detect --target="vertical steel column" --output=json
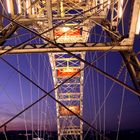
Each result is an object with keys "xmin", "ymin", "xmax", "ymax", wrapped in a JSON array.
[
  {"xmin": 110, "ymin": 0, "xmax": 120, "ymax": 30},
  {"xmin": 46, "ymin": 0, "xmax": 54, "ymax": 40},
  {"xmin": 120, "ymin": 51, "xmax": 140, "ymax": 96},
  {"xmin": 49, "ymin": 52, "xmax": 85, "ymax": 140}
]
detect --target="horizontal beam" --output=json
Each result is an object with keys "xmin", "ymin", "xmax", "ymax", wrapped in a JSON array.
[
  {"xmin": 18, "ymin": 15, "xmax": 105, "ymax": 23},
  {"xmin": 0, "ymin": 43, "xmax": 132, "ymax": 54},
  {"xmin": 59, "ymin": 98, "xmax": 80, "ymax": 101}
]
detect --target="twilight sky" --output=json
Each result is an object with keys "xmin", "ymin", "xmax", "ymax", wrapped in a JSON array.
[
  {"xmin": 0, "ymin": 35, "xmax": 140, "ymax": 132},
  {"xmin": 0, "ymin": 0, "xmax": 140, "ymax": 133}
]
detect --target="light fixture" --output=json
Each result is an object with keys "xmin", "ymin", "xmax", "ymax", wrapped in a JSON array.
[
  {"xmin": 107, "ymin": 0, "xmax": 111, "ymax": 9},
  {"xmin": 17, "ymin": 0, "xmax": 21, "ymax": 14},
  {"xmin": 6, "ymin": 0, "xmax": 11, "ymax": 14},
  {"xmin": 136, "ymin": 10, "xmax": 140, "ymax": 35},
  {"xmin": 26, "ymin": 0, "xmax": 29, "ymax": 14},
  {"xmin": 119, "ymin": 0, "xmax": 123, "ymax": 18},
  {"xmin": 62, "ymin": 27, "xmax": 70, "ymax": 32}
]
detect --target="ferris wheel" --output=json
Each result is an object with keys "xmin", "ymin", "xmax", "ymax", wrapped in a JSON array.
[{"xmin": 0, "ymin": 0, "xmax": 140, "ymax": 140}]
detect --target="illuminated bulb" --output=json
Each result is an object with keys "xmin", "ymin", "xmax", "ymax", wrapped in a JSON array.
[
  {"xmin": 42, "ymin": 0, "xmax": 46, "ymax": 4},
  {"xmin": 26, "ymin": 0, "xmax": 29, "ymax": 14},
  {"xmin": 136, "ymin": 10, "xmax": 140, "ymax": 35},
  {"xmin": 119, "ymin": 0, "xmax": 123, "ymax": 18},
  {"xmin": 62, "ymin": 27, "xmax": 70, "ymax": 32},
  {"xmin": 32, "ymin": 7, "xmax": 35, "ymax": 15},
  {"xmin": 17, "ymin": 0, "xmax": 21, "ymax": 14},
  {"xmin": 6, "ymin": 0, "xmax": 11, "ymax": 14},
  {"xmin": 107, "ymin": 0, "xmax": 111, "ymax": 9},
  {"xmin": 63, "ymin": 68, "xmax": 73, "ymax": 72}
]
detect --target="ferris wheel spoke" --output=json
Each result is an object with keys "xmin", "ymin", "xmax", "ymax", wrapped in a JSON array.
[{"xmin": 0, "ymin": 0, "xmax": 139, "ymax": 140}]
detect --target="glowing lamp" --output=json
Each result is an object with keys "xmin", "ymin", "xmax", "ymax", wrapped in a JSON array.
[
  {"xmin": 6, "ymin": 0, "xmax": 11, "ymax": 14},
  {"xmin": 107, "ymin": 0, "xmax": 111, "ymax": 9},
  {"xmin": 17, "ymin": 0, "xmax": 21, "ymax": 14},
  {"xmin": 26, "ymin": 0, "xmax": 29, "ymax": 14},
  {"xmin": 57, "ymin": 68, "xmax": 80, "ymax": 77},
  {"xmin": 32, "ymin": 7, "xmax": 35, "ymax": 15},
  {"xmin": 63, "ymin": 67, "xmax": 75, "ymax": 72},
  {"xmin": 62, "ymin": 27, "xmax": 70, "ymax": 32},
  {"xmin": 119, "ymin": 0, "xmax": 123, "ymax": 18},
  {"xmin": 59, "ymin": 106, "xmax": 80, "ymax": 116},
  {"xmin": 136, "ymin": 10, "xmax": 140, "ymax": 35}
]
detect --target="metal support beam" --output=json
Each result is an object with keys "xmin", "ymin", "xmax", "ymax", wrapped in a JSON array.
[
  {"xmin": 110, "ymin": 0, "xmax": 119, "ymax": 29},
  {"xmin": 49, "ymin": 52, "xmax": 85, "ymax": 140},
  {"xmin": 46, "ymin": 0, "xmax": 54, "ymax": 40},
  {"xmin": 120, "ymin": 51, "xmax": 140, "ymax": 96},
  {"xmin": 0, "ymin": 43, "xmax": 132, "ymax": 54},
  {"xmin": 0, "ymin": 15, "xmax": 3, "ymax": 31},
  {"xmin": 0, "ymin": 23, "xmax": 18, "ymax": 45}
]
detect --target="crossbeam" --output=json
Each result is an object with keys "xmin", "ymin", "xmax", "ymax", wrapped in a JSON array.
[
  {"xmin": 0, "ymin": 43, "xmax": 132, "ymax": 54},
  {"xmin": 121, "ymin": 51, "xmax": 140, "ymax": 96}
]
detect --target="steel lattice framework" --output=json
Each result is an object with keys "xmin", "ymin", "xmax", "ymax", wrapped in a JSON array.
[
  {"xmin": 49, "ymin": 52, "xmax": 85, "ymax": 139},
  {"xmin": 0, "ymin": 0, "xmax": 140, "ymax": 140}
]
